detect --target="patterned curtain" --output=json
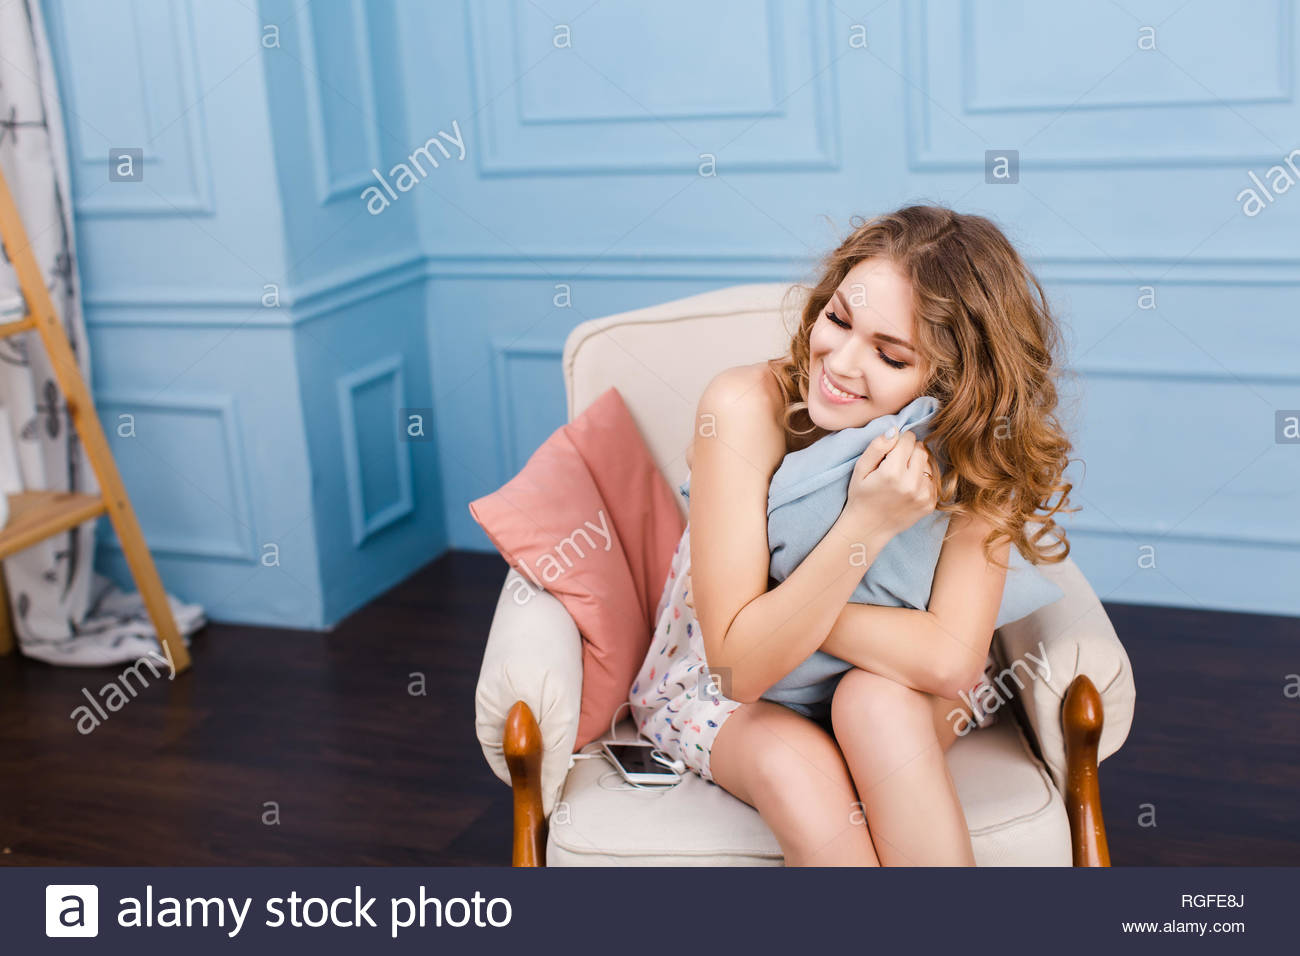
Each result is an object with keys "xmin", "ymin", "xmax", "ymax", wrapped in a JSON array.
[{"xmin": 0, "ymin": 0, "xmax": 204, "ymax": 666}]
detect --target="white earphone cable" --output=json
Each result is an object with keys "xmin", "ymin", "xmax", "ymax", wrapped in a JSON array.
[{"xmin": 566, "ymin": 699, "xmax": 687, "ymax": 789}]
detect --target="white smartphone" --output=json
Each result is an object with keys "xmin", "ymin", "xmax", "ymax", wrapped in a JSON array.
[{"xmin": 601, "ymin": 741, "xmax": 682, "ymax": 785}]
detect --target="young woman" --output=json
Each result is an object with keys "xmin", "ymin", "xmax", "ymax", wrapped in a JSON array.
[{"xmin": 628, "ymin": 204, "xmax": 1075, "ymax": 866}]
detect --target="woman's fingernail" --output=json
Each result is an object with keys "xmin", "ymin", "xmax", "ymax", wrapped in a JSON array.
[{"xmin": 886, "ymin": 426, "xmax": 897, "ymax": 438}]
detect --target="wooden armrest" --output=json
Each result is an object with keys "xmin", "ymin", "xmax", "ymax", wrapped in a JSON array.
[
  {"xmin": 1063, "ymin": 674, "xmax": 1111, "ymax": 866},
  {"xmin": 504, "ymin": 699, "xmax": 547, "ymax": 866}
]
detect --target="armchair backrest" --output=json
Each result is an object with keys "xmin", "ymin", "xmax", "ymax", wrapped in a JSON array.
[{"xmin": 562, "ymin": 282, "xmax": 807, "ymax": 518}]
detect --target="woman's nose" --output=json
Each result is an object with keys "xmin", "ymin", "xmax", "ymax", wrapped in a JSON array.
[{"xmin": 826, "ymin": 354, "xmax": 868, "ymax": 390}]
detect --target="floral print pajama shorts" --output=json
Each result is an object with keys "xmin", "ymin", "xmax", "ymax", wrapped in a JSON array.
[{"xmin": 628, "ymin": 522, "xmax": 743, "ymax": 782}]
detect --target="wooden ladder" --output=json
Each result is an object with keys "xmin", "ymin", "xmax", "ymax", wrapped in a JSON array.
[{"xmin": 0, "ymin": 164, "xmax": 190, "ymax": 673}]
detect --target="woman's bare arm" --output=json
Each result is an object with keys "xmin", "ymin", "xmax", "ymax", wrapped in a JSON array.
[
  {"xmin": 688, "ymin": 366, "xmax": 896, "ymax": 704},
  {"xmin": 819, "ymin": 511, "xmax": 1010, "ymax": 698}
]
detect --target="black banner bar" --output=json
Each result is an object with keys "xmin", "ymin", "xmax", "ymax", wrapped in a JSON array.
[{"xmin": 2, "ymin": 866, "xmax": 1289, "ymax": 953}]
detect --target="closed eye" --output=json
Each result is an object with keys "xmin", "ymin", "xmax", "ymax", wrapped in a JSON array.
[
  {"xmin": 877, "ymin": 351, "xmax": 907, "ymax": 370},
  {"xmin": 825, "ymin": 310, "xmax": 909, "ymax": 370}
]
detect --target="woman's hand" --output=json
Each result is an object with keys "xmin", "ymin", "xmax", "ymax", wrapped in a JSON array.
[{"xmin": 842, "ymin": 428, "xmax": 939, "ymax": 540}]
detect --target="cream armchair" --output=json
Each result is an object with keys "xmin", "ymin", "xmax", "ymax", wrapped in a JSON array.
[{"xmin": 475, "ymin": 283, "xmax": 1136, "ymax": 866}]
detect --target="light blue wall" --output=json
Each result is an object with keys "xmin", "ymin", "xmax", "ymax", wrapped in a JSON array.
[
  {"xmin": 42, "ymin": 0, "xmax": 446, "ymax": 628},
  {"xmin": 42, "ymin": 0, "xmax": 1300, "ymax": 622},
  {"xmin": 402, "ymin": 0, "xmax": 1300, "ymax": 619},
  {"xmin": 43, "ymin": 0, "xmax": 324, "ymax": 627},
  {"xmin": 258, "ymin": 0, "xmax": 444, "ymax": 623}
]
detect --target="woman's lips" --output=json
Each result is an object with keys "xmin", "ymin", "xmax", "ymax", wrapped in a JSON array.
[{"xmin": 818, "ymin": 366, "xmax": 867, "ymax": 404}]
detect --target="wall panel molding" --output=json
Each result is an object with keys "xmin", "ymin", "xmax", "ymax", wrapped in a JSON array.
[
  {"xmin": 76, "ymin": 250, "xmax": 1300, "ymax": 331},
  {"xmin": 297, "ymin": 0, "xmax": 383, "ymax": 204},
  {"xmin": 336, "ymin": 354, "xmax": 414, "ymax": 545},
  {"xmin": 465, "ymin": 0, "xmax": 839, "ymax": 174},
  {"xmin": 490, "ymin": 337, "xmax": 563, "ymax": 476},
  {"xmin": 82, "ymin": 251, "xmax": 428, "ymax": 327},
  {"xmin": 959, "ymin": 0, "xmax": 1292, "ymax": 113},
  {"xmin": 95, "ymin": 391, "xmax": 257, "ymax": 561},
  {"xmin": 1064, "ymin": 524, "xmax": 1300, "ymax": 551},
  {"xmin": 49, "ymin": 0, "xmax": 215, "ymax": 216},
  {"xmin": 905, "ymin": 0, "xmax": 1299, "ymax": 169},
  {"xmin": 1057, "ymin": 372, "xmax": 1296, "ymax": 551},
  {"xmin": 77, "ymin": 251, "xmax": 1300, "ymax": 331},
  {"xmin": 514, "ymin": 0, "xmax": 786, "ymax": 124}
]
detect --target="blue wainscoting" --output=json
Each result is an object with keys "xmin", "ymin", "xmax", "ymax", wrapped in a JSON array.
[
  {"xmin": 43, "ymin": 0, "xmax": 445, "ymax": 628},
  {"xmin": 40, "ymin": 0, "xmax": 1300, "ymax": 624}
]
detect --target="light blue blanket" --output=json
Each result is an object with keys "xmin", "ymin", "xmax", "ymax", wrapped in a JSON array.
[{"xmin": 679, "ymin": 395, "xmax": 1064, "ymax": 719}]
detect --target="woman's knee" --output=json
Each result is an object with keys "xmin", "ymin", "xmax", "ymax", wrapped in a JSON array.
[
  {"xmin": 712, "ymin": 702, "xmax": 880, "ymax": 864},
  {"xmin": 831, "ymin": 667, "xmax": 932, "ymax": 738},
  {"xmin": 751, "ymin": 735, "xmax": 837, "ymax": 810},
  {"xmin": 714, "ymin": 703, "xmax": 857, "ymax": 815}
]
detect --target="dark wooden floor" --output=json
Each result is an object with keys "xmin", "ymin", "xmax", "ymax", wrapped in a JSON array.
[
  {"xmin": 1, "ymin": 550, "xmax": 1296, "ymax": 866},
  {"xmin": 0, "ymin": 551, "xmax": 515, "ymax": 866},
  {"xmin": 1096, "ymin": 601, "xmax": 1300, "ymax": 865}
]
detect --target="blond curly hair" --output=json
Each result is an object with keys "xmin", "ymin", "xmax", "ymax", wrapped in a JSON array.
[{"xmin": 767, "ymin": 204, "xmax": 1080, "ymax": 568}]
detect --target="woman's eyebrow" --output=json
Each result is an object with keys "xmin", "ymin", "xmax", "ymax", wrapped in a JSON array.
[{"xmin": 834, "ymin": 289, "xmax": 916, "ymax": 352}]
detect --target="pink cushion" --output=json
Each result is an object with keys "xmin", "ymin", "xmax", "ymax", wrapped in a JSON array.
[{"xmin": 468, "ymin": 386, "xmax": 685, "ymax": 751}]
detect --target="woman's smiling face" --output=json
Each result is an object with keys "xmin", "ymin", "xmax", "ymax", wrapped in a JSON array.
[{"xmin": 806, "ymin": 256, "xmax": 927, "ymax": 430}]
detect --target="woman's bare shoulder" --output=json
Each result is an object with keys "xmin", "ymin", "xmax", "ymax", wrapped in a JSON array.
[
  {"xmin": 701, "ymin": 361, "xmax": 784, "ymax": 417},
  {"xmin": 694, "ymin": 361, "xmax": 787, "ymax": 468}
]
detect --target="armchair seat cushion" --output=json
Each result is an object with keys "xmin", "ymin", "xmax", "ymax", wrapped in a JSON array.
[{"xmin": 546, "ymin": 717, "xmax": 1071, "ymax": 866}]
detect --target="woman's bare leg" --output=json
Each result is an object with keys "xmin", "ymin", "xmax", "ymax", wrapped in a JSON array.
[
  {"xmin": 830, "ymin": 667, "xmax": 976, "ymax": 866},
  {"xmin": 710, "ymin": 698, "xmax": 880, "ymax": 866}
]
